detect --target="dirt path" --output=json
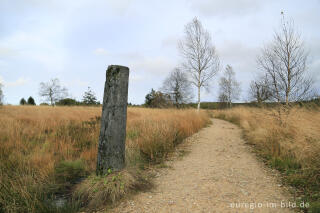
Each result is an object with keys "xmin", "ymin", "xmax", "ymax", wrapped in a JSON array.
[{"xmin": 110, "ymin": 119, "xmax": 294, "ymax": 213}]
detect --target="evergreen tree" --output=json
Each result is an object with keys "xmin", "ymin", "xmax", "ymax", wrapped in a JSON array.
[
  {"xmin": 20, "ymin": 98, "xmax": 27, "ymax": 105},
  {"xmin": 27, "ymin": 96, "xmax": 36, "ymax": 105},
  {"xmin": 82, "ymin": 87, "xmax": 98, "ymax": 105},
  {"xmin": 145, "ymin": 89, "xmax": 156, "ymax": 106}
]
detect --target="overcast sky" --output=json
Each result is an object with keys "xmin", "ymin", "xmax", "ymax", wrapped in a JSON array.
[{"xmin": 0, "ymin": 0, "xmax": 319, "ymax": 105}]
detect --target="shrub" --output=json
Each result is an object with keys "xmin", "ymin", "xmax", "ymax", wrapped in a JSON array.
[{"xmin": 56, "ymin": 98, "xmax": 79, "ymax": 106}]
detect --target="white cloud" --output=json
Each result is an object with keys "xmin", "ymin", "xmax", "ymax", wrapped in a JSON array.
[
  {"xmin": 65, "ymin": 79, "xmax": 89, "ymax": 87},
  {"xmin": 94, "ymin": 48, "xmax": 109, "ymax": 56},
  {"xmin": 1, "ymin": 77, "xmax": 29, "ymax": 87},
  {"xmin": 0, "ymin": 31, "xmax": 67, "ymax": 73},
  {"xmin": 129, "ymin": 56, "xmax": 174, "ymax": 75},
  {"xmin": 107, "ymin": 0, "xmax": 134, "ymax": 14},
  {"xmin": 130, "ymin": 74, "xmax": 144, "ymax": 82},
  {"xmin": 161, "ymin": 35, "xmax": 179, "ymax": 48},
  {"xmin": 217, "ymin": 40, "xmax": 258, "ymax": 69},
  {"xmin": 187, "ymin": 0, "xmax": 262, "ymax": 17},
  {"xmin": 117, "ymin": 52, "xmax": 143, "ymax": 61},
  {"xmin": 0, "ymin": 47, "xmax": 18, "ymax": 57},
  {"xmin": 0, "ymin": 59, "xmax": 8, "ymax": 68}
]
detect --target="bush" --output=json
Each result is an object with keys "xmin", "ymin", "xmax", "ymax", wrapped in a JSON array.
[{"xmin": 56, "ymin": 98, "xmax": 79, "ymax": 106}]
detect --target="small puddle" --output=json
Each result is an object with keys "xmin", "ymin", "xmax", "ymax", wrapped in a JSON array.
[{"xmin": 52, "ymin": 196, "xmax": 68, "ymax": 208}]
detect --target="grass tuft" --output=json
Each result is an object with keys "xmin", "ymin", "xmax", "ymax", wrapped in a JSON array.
[{"xmin": 73, "ymin": 169, "xmax": 151, "ymax": 211}]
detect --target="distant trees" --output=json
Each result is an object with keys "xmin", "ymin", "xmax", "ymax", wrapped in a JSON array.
[
  {"xmin": 20, "ymin": 98, "xmax": 27, "ymax": 105},
  {"xmin": 145, "ymin": 89, "xmax": 172, "ymax": 108},
  {"xmin": 161, "ymin": 68, "xmax": 193, "ymax": 107},
  {"xmin": 179, "ymin": 17, "xmax": 220, "ymax": 111},
  {"xmin": 27, "ymin": 96, "xmax": 36, "ymax": 105},
  {"xmin": 257, "ymin": 17, "xmax": 315, "ymax": 105},
  {"xmin": 19, "ymin": 97, "xmax": 36, "ymax": 105},
  {"xmin": 218, "ymin": 65, "xmax": 241, "ymax": 108},
  {"xmin": 39, "ymin": 78, "xmax": 68, "ymax": 106},
  {"xmin": 37, "ymin": 83, "xmax": 100, "ymax": 106},
  {"xmin": 0, "ymin": 83, "xmax": 3, "ymax": 105},
  {"xmin": 248, "ymin": 75, "xmax": 271, "ymax": 104},
  {"xmin": 82, "ymin": 87, "xmax": 99, "ymax": 105}
]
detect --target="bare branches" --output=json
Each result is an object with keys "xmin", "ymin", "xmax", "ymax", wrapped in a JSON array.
[
  {"xmin": 179, "ymin": 17, "xmax": 220, "ymax": 110},
  {"xmin": 257, "ymin": 18, "xmax": 314, "ymax": 105},
  {"xmin": 161, "ymin": 68, "xmax": 193, "ymax": 106},
  {"xmin": 218, "ymin": 65, "xmax": 241, "ymax": 108},
  {"xmin": 248, "ymin": 74, "xmax": 272, "ymax": 104},
  {"xmin": 39, "ymin": 78, "xmax": 68, "ymax": 105}
]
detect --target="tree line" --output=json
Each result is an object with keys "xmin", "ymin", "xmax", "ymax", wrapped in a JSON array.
[
  {"xmin": 38, "ymin": 79, "xmax": 100, "ymax": 106},
  {"xmin": 20, "ymin": 79, "xmax": 99, "ymax": 106},
  {"xmin": 144, "ymin": 15, "xmax": 317, "ymax": 109},
  {"xmin": 0, "ymin": 15, "xmax": 318, "ymax": 108}
]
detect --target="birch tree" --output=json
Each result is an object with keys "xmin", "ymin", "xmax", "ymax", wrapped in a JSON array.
[
  {"xmin": 179, "ymin": 17, "xmax": 220, "ymax": 110},
  {"xmin": 218, "ymin": 65, "xmax": 241, "ymax": 108},
  {"xmin": 257, "ymin": 16, "xmax": 314, "ymax": 105}
]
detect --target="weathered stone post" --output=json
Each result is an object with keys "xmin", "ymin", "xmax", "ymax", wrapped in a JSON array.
[{"xmin": 96, "ymin": 65, "xmax": 129, "ymax": 175}]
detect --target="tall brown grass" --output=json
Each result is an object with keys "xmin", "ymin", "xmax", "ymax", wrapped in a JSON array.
[
  {"xmin": 0, "ymin": 106, "xmax": 210, "ymax": 212},
  {"xmin": 214, "ymin": 106, "xmax": 320, "ymax": 211}
]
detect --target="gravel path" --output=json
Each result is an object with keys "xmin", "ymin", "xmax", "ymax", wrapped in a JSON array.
[{"xmin": 110, "ymin": 119, "xmax": 294, "ymax": 213}]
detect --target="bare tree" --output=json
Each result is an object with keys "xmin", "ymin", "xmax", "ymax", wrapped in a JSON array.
[
  {"xmin": 218, "ymin": 65, "xmax": 241, "ymax": 108},
  {"xmin": 161, "ymin": 68, "xmax": 193, "ymax": 107},
  {"xmin": 179, "ymin": 17, "xmax": 220, "ymax": 110},
  {"xmin": 0, "ymin": 82, "xmax": 4, "ymax": 105},
  {"xmin": 248, "ymin": 74, "xmax": 271, "ymax": 104},
  {"xmin": 39, "ymin": 78, "xmax": 68, "ymax": 105},
  {"xmin": 257, "ymin": 16, "xmax": 314, "ymax": 105}
]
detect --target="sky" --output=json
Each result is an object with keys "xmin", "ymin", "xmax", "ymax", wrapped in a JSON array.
[{"xmin": 0, "ymin": 0, "xmax": 319, "ymax": 105}]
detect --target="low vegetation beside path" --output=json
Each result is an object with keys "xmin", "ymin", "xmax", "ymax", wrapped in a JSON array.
[
  {"xmin": 214, "ymin": 106, "xmax": 320, "ymax": 212},
  {"xmin": 0, "ymin": 106, "xmax": 210, "ymax": 212}
]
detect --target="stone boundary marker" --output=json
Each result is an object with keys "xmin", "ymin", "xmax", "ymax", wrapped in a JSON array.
[{"xmin": 96, "ymin": 65, "xmax": 129, "ymax": 175}]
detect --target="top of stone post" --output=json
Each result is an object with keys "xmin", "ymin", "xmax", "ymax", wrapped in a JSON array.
[{"xmin": 107, "ymin": 65, "xmax": 129, "ymax": 70}]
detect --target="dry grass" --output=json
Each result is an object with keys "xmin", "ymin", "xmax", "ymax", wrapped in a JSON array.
[
  {"xmin": 214, "ymin": 106, "xmax": 320, "ymax": 211},
  {"xmin": 0, "ymin": 106, "xmax": 210, "ymax": 212}
]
